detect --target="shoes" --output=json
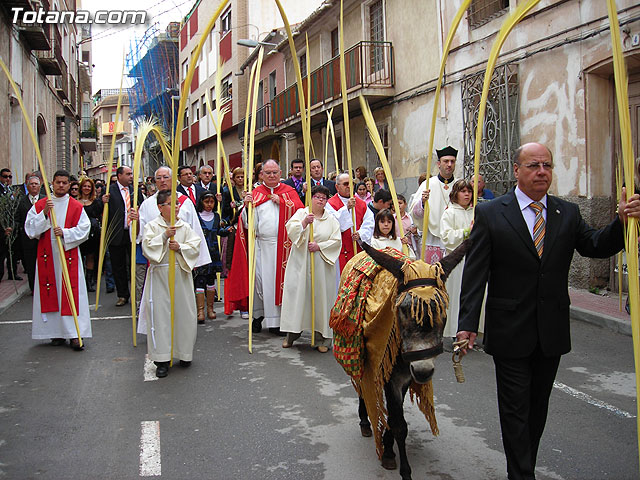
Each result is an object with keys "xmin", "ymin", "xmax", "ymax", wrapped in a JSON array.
[
  {"xmin": 317, "ymin": 345, "xmax": 329, "ymax": 353},
  {"xmin": 155, "ymin": 362, "xmax": 169, "ymax": 378},
  {"xmin": 241, "ymin": 312, "xmax": 249, "ymax": 319},
  {"xmin": 106, "ymin": 288, "xmax": 115, "ymax": 294},
  {"xmin": 179, "ymin": 360, "xmax": 191, "ymax": 368},
  {"xmin": 360, "ymin": 424, "xmax": 373, "ymax": 437},
  {"xmin": 115, "ymin": 297, "xmax": 128, "ymax": 307},
  {"xmin": 50, "ymin": 338, "xmax": 66, "ymax": 346},
  {"xmin": 282, "ymin": 339, "xmax": 293, "ymax": 348},
  {"xmin": 269, "ymin": 327, "xmax": 286, "ymax": 337},
  {"xmin": 70, "ymin": 338, "xmax": 84, "ymax": 351},
  {"xmin": 252, "ymin": 317, "xmax": 263, "ymax": 333}
]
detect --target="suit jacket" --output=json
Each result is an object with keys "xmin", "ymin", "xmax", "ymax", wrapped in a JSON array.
[
  {"xmin": 107, "ymin": 182, "xmax": 139, "ymax": 246},
  {"xmin": 177, "ymin": 183, "xmax": 206, "ymax": 204},
  {"xmin": 309, "ymin": 178, "xmax": 337, "ymax": 196},
  {"xmin": 282, "ymin": 176, "xmax": 306, "ymax": 204},
  {"xmin": 459, "ymin": 189, "xmax": 624, "ymax": 358}
]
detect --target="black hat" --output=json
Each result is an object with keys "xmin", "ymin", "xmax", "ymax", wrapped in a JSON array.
[{"xmin": 436, "ymin": 146, "xmax": 458, "ymax": 159}]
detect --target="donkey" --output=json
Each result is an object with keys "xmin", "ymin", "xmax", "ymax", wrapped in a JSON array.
[{"xmin": 356, "ymin": 239, "xmax": 470, "ymax": 480}]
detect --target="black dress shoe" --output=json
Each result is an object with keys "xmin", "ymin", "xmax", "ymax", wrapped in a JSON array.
[
  {"xmin": 269, "ymin": 327, "xmax": 286, "ymax": 337},
  {"xmin": 50, "ymin": 338, "xmax": 66, "ymax": 346},
  {"xmin": 155, "ymin": 362, "xmax": 169, "ymax": 378},
  {"xmin": 70, "ymin": 338, "xmax": 84, "ymax": 351},
  {"xmin": 179, "ymin": 360, "xmax": 191, "ymax": 368},
  {"xmin": 252, "ymin": 317, "xmax": 263, "ymax": 333}
]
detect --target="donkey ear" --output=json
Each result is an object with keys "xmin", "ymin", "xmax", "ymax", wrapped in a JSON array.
[
  {"xmin": 438, "ymin": 238, "xmax": 472, "ymax": 281},
  {"xmin": 361, "ymin": 241, "xmax": 405, "ymax": 281}
]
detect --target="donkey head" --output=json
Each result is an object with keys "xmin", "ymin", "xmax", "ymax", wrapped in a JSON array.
[{"xmin": 360, "ymin": 239, "xmax": 471, "ymax": 383}]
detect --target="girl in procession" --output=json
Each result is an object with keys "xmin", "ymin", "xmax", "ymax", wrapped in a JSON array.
[
  {"xmin": 371, "ymin": 208, "xmax": 415, "ymax": 258},
  {"xmin": 280, "ymin": 185, "xmax": 342, "ymax": 353},
  {"xmin": 194, "ymin": 191, "xmax": 229, "ymax": 323},
  {"xmin": 439, "ymin": 179, "xmax": 476, "ymax": 339}
]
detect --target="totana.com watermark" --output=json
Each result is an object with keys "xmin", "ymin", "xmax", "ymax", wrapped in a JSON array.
[{"xmin": 12, "ymin": 8, "xmax": 147, "ymax": 25}]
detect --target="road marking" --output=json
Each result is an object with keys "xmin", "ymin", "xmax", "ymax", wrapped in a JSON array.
[
  {"xmin": 0, "ymin": 315, "xmax": 131, "ymax": 325},
  {"xmin": 139, "ymin": 421, "xmax": 161, "ymax": 476},
  {"xmin": 553, "ymin": 381, "xmax": 635, "ymax": 418},
  {"xmin": 144, "ymin": 354, "xmax": 158, "ymax": 382}
]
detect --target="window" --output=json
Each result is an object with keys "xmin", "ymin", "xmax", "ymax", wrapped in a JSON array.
[
  {"xmin": 182, "ymin": 60, "xmax": 188, "ymax": 79},
  {"xmin": 331, "ymin": 28, "xmax": 339, "ymax": 58},
  {"xmin": 221, "ymin": 75, "xmax": 232, "ymax": 102},
  {"xmin": 192, "ymin": 101, "xmax": 199, "ymax": 124},
  {"xmin": 210, "ymin": 87, "xmax": 217, "ymax": 109},
  {"xmin": 269, "ymin": 71, "xmax": 277, "ymax": 101},
  {"xmin": 201, "ymin": 95, "xmax": 207, "ymax": 118},
  {"xmin": 461, "ymin": 63, "xmax": 519, "ymax": 195},
  {"xmin": 221, "ymin": 9, "xmax": 231, "ymax": 35},
  {"xmin": 110, "ymin": 113, "xmax": 122, "ymax": 122},
  {"xmin": 468, "ymin": 0, "xmax": 509, "ymax": 28},
  {"xmin": 368, "ymin": 0, "xmax": 384, "ymax": 74},
  {"xmin": 183, "ymin": 107, "xmax": 189, "ymax": 127},
  {"xmin": 299, "ymin": 52, "xmax": 307, "ymax": 78},
  {"xmin": 365, "ymin": 123, "xmax": 388, "ymax": 173}
]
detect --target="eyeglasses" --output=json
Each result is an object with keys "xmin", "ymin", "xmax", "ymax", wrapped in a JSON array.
[
  {"xmin": 312, "ymin": 195, "xmax": 328, "ymax": 201},
  {"xmin": 263, "ymin": 171, "xmax": 279, "ymax": 176},
  {"xmin": 521, "ymin": 162, "xmax": 553, "ymax": 170},
  {"xmin": 2, "ymin": 175, "xmax": 12, "ymax": 179}
]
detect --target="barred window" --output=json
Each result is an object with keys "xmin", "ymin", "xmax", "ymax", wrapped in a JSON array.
[
  {"xmin": 468, "ymin": 0, "xmax": 509, "ymax": 29},
  {"xmin": 365, "ymin": 123, "xmax": 389, "ymax": 174},
  {"xmin": 461, "ymin": 63, "xmax": 519, "ymax": 195}
]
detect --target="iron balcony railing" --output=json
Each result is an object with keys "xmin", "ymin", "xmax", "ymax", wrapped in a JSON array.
[
  {"xmin": 272, "ymin": 40, "xmax": 394, "ymax": 126},
  {"xmin": 238, "ymin": 103, "xmax": 273, "ymax": 138}
]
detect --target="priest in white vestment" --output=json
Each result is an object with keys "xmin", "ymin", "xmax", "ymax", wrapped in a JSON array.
[
  {"xmin": 409, "ymin": 146, "xmax": 458, "ymax": 263},
  {"xmin": 139, "ymin": 190, "xmax": 201, "ymax": 378},
  {"xmin": 25, "ymin": 170, "xmax": 91, "ymax": 349},
  {"xmin": 280, "ymin": 185, "xmax": 341, "ymax": 352}
]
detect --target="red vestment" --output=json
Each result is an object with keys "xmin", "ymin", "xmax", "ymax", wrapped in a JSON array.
[
  {"xmin": 328, "ymin": 195, "xmax": 366, "ymax": 271},
  {"xmin": 224, "ymin": 183, "xmax": 303, "ymax": 313},
  {"xmin": 34, "ymin": 197, "xmax": 83, "ymax": 316}
]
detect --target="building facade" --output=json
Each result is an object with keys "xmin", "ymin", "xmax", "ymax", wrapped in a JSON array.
[
  {"xmin": 241, "ymin": 0, "xmax": 640, "ymax": 289},
  {"xmin": 0, "ymin": 0, "xmax": 87, "ymax": 183}
]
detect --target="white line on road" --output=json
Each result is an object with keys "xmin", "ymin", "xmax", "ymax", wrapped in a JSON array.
[
  {"xmin": 144, "ymin": 354, "xmax": 158, "ymax": 382},
  {"xmin": 139, "ymin": 421, "xmax": 161, "ymax": 476},
  {"xmin": 0, "ymin": 315, "xmax": 131, "ymax": 325},
  {"xmin": 553, "ymin": 381, "xmax": 635, "ymax": 418}
]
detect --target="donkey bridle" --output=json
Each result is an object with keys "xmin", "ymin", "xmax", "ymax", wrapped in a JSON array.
[{"xmin": 397, "ymin": 277, "xmax": 443, "ymax": 363}]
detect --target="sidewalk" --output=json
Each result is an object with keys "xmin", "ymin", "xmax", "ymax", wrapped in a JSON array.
[
  {"xmin": 0, "ymin": 268, "xmax": 634, "ymax": 336},
  {"xmin": 0, "ymin": 272, "xmax": 30, "ymax": 316},
  {"xmin": 569, "ymin": 286, "xmax": 632, "ymax": 336}
]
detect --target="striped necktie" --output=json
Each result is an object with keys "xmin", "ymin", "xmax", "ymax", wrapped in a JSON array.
[
  {"xmin": 122, "ymin": 186, "xmax": 131, "ymax": 225},
  {"xmin": 530, "ymin": 201, "xmax": 545, "ymax": 257}
]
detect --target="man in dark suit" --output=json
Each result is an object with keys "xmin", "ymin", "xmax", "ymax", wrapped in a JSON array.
[
  {"xmin": 102, "ymin": 166, "xmax": 138, "ymax": 307},
  {"xmin": 176, "ymin": 165, "xmax": 206, "ymax": 205},
  {"xmin": 457, "ymin": 142, "xmax": 640, "ymax": 480},
  {"xmin": 0, "ymin": 168, "xmax": 21, "ymax": 281},
  {"xmin": 16, "ymin": 175, "xmax": 45, "ymax": 292},
  {"xmin": 197, "ymin": 164, "xmax": 217, "ymax": 191},
  {"xmin": 282, "ymin": 158, "xmax": 306, "ymax": 204},
  {"xmin": 308, "ymin": 159, "xmax": 336, "ymax": 196}
]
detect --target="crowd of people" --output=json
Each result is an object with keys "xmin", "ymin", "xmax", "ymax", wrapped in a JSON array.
[{"xmin": 2, "ymin": 143, "xmax": 640, "ymax": 480}]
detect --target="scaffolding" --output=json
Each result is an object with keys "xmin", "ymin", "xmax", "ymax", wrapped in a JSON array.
[{"xmin": 126, "ymin": 22, "xmax": 180, "ymax": 136}]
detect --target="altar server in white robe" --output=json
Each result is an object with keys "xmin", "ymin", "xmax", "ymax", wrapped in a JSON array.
[
  {"xmin": 439, "ymin": 179, "xmax": 478, "ymax": 338},
  {"xmin": 140, "ymin": 189, "xmax": 201, "ymax": 378},
  {"xmin": 25, "ymin": 170, "xmax": 91, "ymax": 350},
  {"xmin": 280, "ymin": 185, "xmax": 341, "ymax": 352},
  {"xmin": 409, "ymin": 146, "xmax": 458, "ymax": 263}
]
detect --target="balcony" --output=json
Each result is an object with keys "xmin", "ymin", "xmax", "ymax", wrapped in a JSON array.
[
  {"xmin": 54, "ymin": 60, "xmax": 68, "ymax": 100},
  {"xmin": 272, "ymin": 41, "xmax": 394, "ymax": 127},
  {"xmin": 35, "ymin": 26, "xmax": 64, "ymax": 75},
  {"xmin": 14, "ymin": 0, "xmax": 51, "ymax": 50},
  {"xmin": 238, "ymin": 103, "xmax": 273, "ymax": 139}
]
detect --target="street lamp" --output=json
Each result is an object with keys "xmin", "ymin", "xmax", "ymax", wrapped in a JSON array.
[{"xmin": 237, "ymin": 38, "xmax": 277, "ymax": 48}]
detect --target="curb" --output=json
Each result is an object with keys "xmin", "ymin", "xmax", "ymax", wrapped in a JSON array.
[
  {"xmin": 0, "ymin": 282, "xmax": 30, "ymax": 317},
  {"xmin": 570, "ymin": 305, "xmax": 632, "ymax": 337}
]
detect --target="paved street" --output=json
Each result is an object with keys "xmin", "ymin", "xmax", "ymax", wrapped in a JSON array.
[{"xmin": 0, "ymin": 282, "xmax": 638, "ymax": 480}]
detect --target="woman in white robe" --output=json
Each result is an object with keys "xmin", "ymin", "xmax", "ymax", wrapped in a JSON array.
[
  {"xmin": 139, "ymin": 195, "xmax": 201, "ymax": 375},
  {"xmin": 439, "ymin": 180, "xmax": 478, "ymax": 338},
  {"xmin": 280, "ymin": 186, "xmax": 341, "ymax": 352}
]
